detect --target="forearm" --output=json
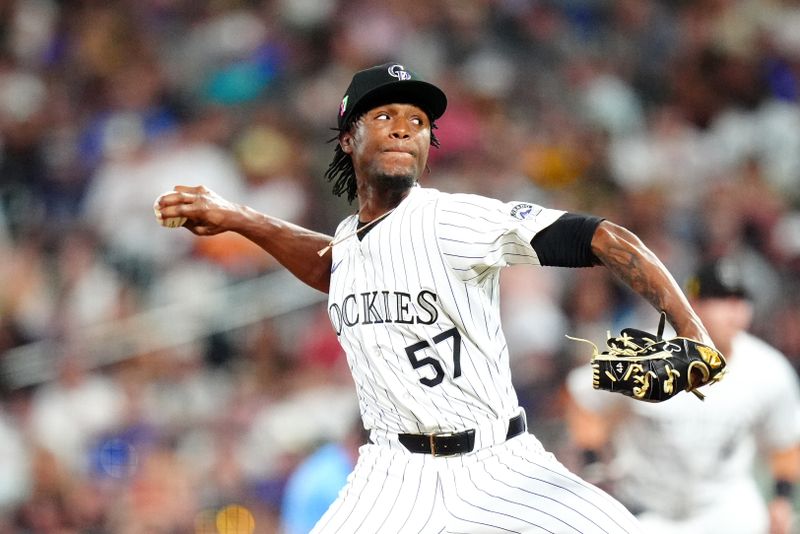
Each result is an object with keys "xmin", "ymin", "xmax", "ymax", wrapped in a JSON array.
[
  {"xmin": 772, "ymin": 446, "xmax": 800, "ymax": 485},
  {"xmin": 769, "ymin": 447, "xmax": 799, "ymax": 534},
  {"xmin": 591, "ymin": 221, "xmax": 712, "ymax": 345},
  {"xmin": 157, "ymin": 186, "xmax": 333, "ymax": 293},
  {"xmin": 233, "ymin": 206, "xmax": 333, "ymax": 293}
]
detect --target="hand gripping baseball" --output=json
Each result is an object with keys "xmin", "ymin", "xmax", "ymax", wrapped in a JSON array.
[
  {"xmin": 568, "ymin": 313, "xmax": 727, "ymax": 402},
  {"xmin": 153, "ymin": 186, "xmax": 238, "ymax": 236}
]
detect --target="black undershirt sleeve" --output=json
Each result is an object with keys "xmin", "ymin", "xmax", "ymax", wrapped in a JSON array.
[{"xmin": 530, "ymin": 213, "xmax": 604, "ymax": 267}]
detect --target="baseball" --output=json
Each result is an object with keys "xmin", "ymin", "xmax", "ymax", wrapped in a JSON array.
[{"xmin": 153, "ymin": 192, "xmax": 187, "ymax": 228}]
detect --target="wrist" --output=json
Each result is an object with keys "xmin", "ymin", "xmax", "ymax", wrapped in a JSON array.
[
  {"xmin": 775, "ymin": 479, "xmax": 795, "ymax": 500},
  {"xmin": 673, "ymin": 316, "xmax": 714, "ymax": 347},
  {"xmin": 235, "ymin": 205, "xmax": 269, "ymax": 233},
  {"xmin": 581, "ymin": 449, "xmax": 600, "ymax": 466}
]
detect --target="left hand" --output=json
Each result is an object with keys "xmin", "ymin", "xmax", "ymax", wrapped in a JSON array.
[{"xmin": 571, "ymin": 313, "xmax": 727, "ymax": 402}]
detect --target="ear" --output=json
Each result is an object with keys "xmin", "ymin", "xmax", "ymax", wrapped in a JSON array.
[{"xmin": 340, "ymin": 132, "xmax": 354, "ymax": 154}]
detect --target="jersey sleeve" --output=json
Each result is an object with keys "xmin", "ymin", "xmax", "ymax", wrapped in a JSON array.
[{"xmin": 436, "ymin": 194, "xmax": 565, "ymax": 283}]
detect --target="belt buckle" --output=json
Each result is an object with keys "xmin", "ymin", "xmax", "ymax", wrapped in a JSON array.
[{"xmin": 429, "ymin": 432, "xmax": 454, "ymax": 457}]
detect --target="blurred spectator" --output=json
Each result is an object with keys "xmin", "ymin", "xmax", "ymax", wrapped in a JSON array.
[
  {"xmin": 113, "ymin": 443, "xmax": 196, "ymax": 533},
  {"xmin": 0, "ymin": 406, "xmax": 29, "ymax": 512},
  {"xmin": 28, "ymin": 354, "xmax": 125, "ymax": 474},
  {"xmin": 280, "ymin": 416, "xmax": 366, "ymax": 534},
  {"xmin": 0, "ymin": 231, "xmax": 51, "ymax": 344},
  {"xmin": 51, "ymin": 226, "xmax": 125, "ymax": 334},
  {"xmin": 501, "ymin": 264, "xmax": 568, "ymax": 423}
]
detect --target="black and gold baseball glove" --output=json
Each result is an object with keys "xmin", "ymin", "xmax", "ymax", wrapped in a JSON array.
[{"xmin": 569, "ymin": 313, "xmax": 726, "ymax": 402}]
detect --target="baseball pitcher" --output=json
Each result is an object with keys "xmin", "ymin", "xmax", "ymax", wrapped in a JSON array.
[{"xmin": 155, "ymin": 62, "xmax": 725, "ymax": 533}]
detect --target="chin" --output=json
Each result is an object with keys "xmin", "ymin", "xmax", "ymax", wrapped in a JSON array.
[{"xmin": 374, "ymin": 172, "xmax": 417, "ymax": 191}]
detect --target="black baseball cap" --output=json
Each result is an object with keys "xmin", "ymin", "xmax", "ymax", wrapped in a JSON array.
[
  {"xmin": 685, "ymin": 259, "xmax": 750, "ymax": 300},
  {"xmin": 337, "ymin": 62, "xmax": 447, "ymax": 130}
]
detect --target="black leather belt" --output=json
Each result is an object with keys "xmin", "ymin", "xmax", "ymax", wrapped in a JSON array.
[{"xmin": 398, "ymin": 413, "xmax": 526, "ymax": 457}]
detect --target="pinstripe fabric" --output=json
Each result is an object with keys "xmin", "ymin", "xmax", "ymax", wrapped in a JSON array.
[
  {"xmin": 312, "ymin": 434, "xmax": 639, "ymax": 533},
  {"xmin": 327, "ymin": 187, "xmax": 564, "ymax": 435},
  {"xmin": 321, "ymin": 186, "xmax": 640, "ymax": 532}
]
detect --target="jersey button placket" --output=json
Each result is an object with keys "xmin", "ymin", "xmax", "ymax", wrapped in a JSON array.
[
  {"xmin": 354, "ymin": 244, "xmax": 366, "ymax": 290},
  {"xmin": 340, "ymin": 239, "xmax": 358, "ymax": 291}
]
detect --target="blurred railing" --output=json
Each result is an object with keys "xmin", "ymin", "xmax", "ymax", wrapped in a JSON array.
[{"xmin": 0, "ymin": 269, "xmax": 328, "ymax": 390}]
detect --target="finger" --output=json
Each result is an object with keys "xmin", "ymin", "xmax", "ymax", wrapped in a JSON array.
[
  {"xmin": 188, "ymin": 224, "xmax": 223, "ymax": 236},
  {"xmin": 157, "ymin": 203, "xmax": 189, "ymax": 219},
  {"xmin": 155, "ymin": 190, "xmax": 187, "ymax": 209},
  {"xmin": 180, "ymin": 220, "xmax": 206, "ymax": 234},
  {"xmin": 156, "ymin": 189, "xmax": 204, "ymax": 211},
  {"xmin": 174, "ymin": 185, "xmax": 208, "ymax": 194},
  {"xmin": 164, "ymin": 190, "xmax": 210, "ymax": 221}
]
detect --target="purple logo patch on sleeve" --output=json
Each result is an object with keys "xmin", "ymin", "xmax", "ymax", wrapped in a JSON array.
[{"xmin": 510, "ymin": 203, "xmax": 541, "ymax": 219}]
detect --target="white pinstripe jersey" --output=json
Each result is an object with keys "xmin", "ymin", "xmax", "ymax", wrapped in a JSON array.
[{"xmin": 327, "ymin": 185, "xmax": 565, "ymax": 435}]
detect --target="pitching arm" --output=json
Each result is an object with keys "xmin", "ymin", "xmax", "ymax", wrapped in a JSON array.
[{"xmin": 156, "ymin": 185, "xmax": 333, "ymax": 293}]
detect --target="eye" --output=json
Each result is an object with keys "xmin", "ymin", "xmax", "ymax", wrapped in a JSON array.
[
  {"xmin": 375, "ymin": 112, "xmax": 390, "ymax": 120},
  {"xmin": 411, "ymin": 117, "xmax": 423, "ymax": 126}
]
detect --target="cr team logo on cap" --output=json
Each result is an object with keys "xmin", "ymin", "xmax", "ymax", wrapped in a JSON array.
[
  {"xmin": 388, "ymin": 64, "xmax": 412, "ymax": 81},
  {"xmin": 336, "ymin": 61, "xmax": 447, "ymax": 129}
]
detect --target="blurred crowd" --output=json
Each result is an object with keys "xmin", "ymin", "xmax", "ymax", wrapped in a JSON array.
[{"xmin": 1, "ymin": 0, "xmax": 800, "ymax": 532}]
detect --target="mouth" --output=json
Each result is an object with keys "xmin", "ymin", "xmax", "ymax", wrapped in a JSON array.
[{"xmin": 382, "ymin": 147, "xmax": 415, "ymax": 156}]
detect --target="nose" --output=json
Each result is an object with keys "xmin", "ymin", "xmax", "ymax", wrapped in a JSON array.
[{"xmin": 389, "ymin": 119, "xmax": 411, "ymax": 139}]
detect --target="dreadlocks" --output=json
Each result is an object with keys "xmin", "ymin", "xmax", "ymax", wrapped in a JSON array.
[{"xmin": 324, "ymin": 118, "xmax": 440, "ymax": 204}]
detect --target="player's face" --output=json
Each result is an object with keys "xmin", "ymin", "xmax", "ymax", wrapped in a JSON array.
[
  {"xmin": 344, "ymin": 103, "xmax": 431, "ymax": 191},
  {"xmin": 692, "ymin": 297, "xmax": 753, "ymax": 347}
]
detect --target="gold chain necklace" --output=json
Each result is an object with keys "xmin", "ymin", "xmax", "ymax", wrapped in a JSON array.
[{"xmin": 317, "ymin": 208, "xmax": 396, "ymax": 256}]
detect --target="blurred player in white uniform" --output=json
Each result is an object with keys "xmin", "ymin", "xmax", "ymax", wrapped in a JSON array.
[
  {"xmin": 566, "ymin": 259, "xmax": 800, "ymax": 534},
  {"xmin": 156, "ymin": 62, "xmax": 720, "ymax": 533}
]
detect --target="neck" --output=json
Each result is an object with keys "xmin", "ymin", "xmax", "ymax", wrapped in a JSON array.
[{"xmin": 357, "ymin": 185, "xmax": 413, "ymax": 222}]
